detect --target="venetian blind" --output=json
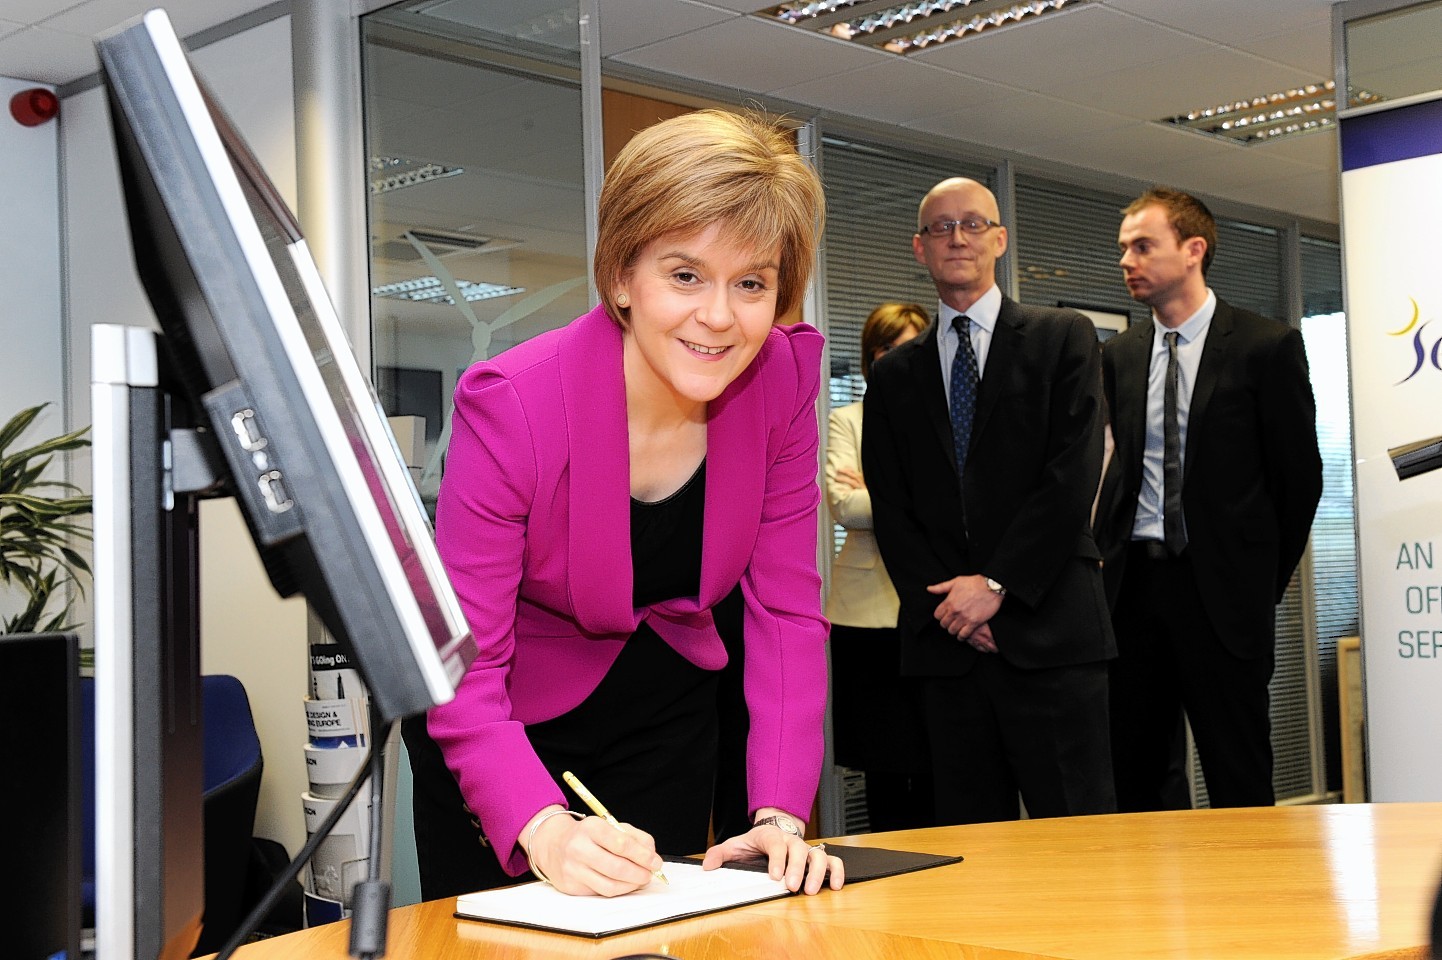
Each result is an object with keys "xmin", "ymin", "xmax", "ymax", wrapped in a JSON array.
[{"xmin": 1301, "ymin": 236, "xmax": 1353, "ymax": 794}]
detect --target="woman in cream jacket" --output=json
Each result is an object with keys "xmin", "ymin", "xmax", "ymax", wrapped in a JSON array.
[{"xmin": 826, "ymin": 302, "xmax": 934, "ymax": 831}]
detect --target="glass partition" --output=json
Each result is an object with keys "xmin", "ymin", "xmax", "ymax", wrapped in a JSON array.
[
  {"xmin": 362, "ymin": 2, "xmax": 588, "ymax": 508},
  {"xmin": 1344, "ymin": 0, "xmax": 1442, "ymax": 108}
]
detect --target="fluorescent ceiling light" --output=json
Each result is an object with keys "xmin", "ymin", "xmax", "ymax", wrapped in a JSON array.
[
  {"xmin": 1161, "ymin": 80, "xmax": 1384, "ymax": 145},
  {"xmin": 372, "ymin": 277, "xmax": 524, "ymax": 304},
  {"xmin": 369, "ymin": 156, "xmax": 465, "ymax": 195},
  {"xmin": 761, "ymin": 0, "xmax": 1089, "ymax": 53}
]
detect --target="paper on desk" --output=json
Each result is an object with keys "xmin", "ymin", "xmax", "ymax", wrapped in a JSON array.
[{"xmin": 453, "ymin": 860, "xmax": 792, "ymax": 938}]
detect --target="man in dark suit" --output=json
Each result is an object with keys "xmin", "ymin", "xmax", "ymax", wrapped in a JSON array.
[
  {"xmin": 862, "ymin": 177, "xmax": 1117, "ymax": 825},
  {"xmin": 1094, "ymin": 187, "xmax": 1322, "ymax": 810}
]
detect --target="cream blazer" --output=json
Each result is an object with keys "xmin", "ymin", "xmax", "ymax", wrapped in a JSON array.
[{"xmin": 824, "ymin": 401, "xmax": 900, "ymax": 629}]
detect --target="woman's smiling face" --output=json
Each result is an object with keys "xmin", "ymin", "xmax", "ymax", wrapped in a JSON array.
[{"xmin": 615, "ymin": 222, "xmax": 782, "ymax": 411}]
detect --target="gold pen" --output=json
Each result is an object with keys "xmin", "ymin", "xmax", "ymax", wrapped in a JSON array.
[{"xmin": 561, "ymin": 770, "xmax": 670, "ymax": 885}]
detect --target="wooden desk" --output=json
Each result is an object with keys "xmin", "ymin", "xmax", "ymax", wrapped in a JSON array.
[{"xmin": 235, "ymin": 803, "xmax": 1442, "ymax": 960}]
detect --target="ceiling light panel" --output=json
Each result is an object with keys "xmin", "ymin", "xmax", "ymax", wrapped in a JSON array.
[
  {"xmin": 369, "ymin": 156, "xmax": 465, "ymax": 195},
  {"xmin": 761, "ymin": 0, "xmax": 1092, "ymax": 53},
  {"xmin": 1160, "ymin": 81, "xmax": 1385, "ymax": 145},
  {"xmin": 372, "ymin": 277, "xmax": 525, "ymax": 304}
]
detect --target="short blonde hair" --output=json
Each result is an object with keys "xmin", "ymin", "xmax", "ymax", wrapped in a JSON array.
[
  {"xmin": 595, "ymin": 109, "xmax": 824, "ymax": 324},
  {"xmin": 860, "ymin": 302, "xmax": 929, "ymax": 380}
]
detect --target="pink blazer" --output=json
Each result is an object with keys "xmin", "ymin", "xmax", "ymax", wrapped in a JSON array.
[{"xmin": 429, "ymin": 304, "xmax": 829, "ymax": 875}]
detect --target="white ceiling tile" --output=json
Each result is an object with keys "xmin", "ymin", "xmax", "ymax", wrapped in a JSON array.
[
  {"xmin": 1082, "ymin": 49, "xmax": 1320, "ymax": 119},
  {"xmin": 43, "ymin": 0, "xmax": 282, "ymax": 43},
  {"xmin": 597, "ymin": 0, "xmax": 734, "ymax": 58},
  {"xmin": 1164, "ymin": 149, "xmax": 1316, "ymax": 199},
  {"xmin": 909, "ymin": 93, "xmax": 1133, "ymax": 156},
  {"xmin": 773, "ymin": 60, "xmax": 1013, "ymax": 125},
  {"xmin": 0, "ymin": 25, "xmax": 96, "ymax": 85},
  {"xmin": 611, "ymin": 15, "xmax": 886, "ymax": 95},
  {"xmin": 5, "ymin": 0, "xmax": 86, "ymax": 21},
  {"xmin": 694, "ymin": 0, "xmax": 770, "ymax": 11},
  {"xmin": 909, "ymin": 5, "xmax": 1198, "ymax": 90},
  {"xmin": 1025, "ymin": 121, "xmax": 1237, "ymax": 180},
  {"xmin": 1246, "ymin": 128, "xmax": 1338, "ymax": 169},
  {"xmin": 1104, "ymin": 0, "xmax": 1333, "ymax": 44},
  {"xmin": 1235, "ymin": 169, "xmax": 1338, "ymax": 223},
  {"xmin": 1232, "ymin": 22, "xmax": 1333, "ymax": 76},
  {"xmin": 41, "ymin": 0, "xmax": 166, "ymax": 34}
]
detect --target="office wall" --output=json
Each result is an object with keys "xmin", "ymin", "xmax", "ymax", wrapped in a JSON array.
[
  {"xmin": 1, "ymin": 75, "xmax": 65, "ymax": 627},
  {"xmin": 60, "ymin": 16, "xmax": 309, "ymax": 857}
]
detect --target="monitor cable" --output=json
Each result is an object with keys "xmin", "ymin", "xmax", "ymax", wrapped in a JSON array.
[{"xmin": 347, "ymin": 706, "xmax": 394, "ymax": 960}]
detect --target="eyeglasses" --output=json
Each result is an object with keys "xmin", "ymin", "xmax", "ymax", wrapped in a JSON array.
[{"xmin": 920, "ymin": 217, "xmax": 1001, "ymax": 238}]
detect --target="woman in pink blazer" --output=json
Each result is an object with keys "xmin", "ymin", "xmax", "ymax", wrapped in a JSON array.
[{"xmin": 405, "ymin": 110, "xmax": 842, "ymax": 900}]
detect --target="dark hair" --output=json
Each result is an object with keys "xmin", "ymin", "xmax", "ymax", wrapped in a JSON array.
[
  {"xmin": 1123, "ymin": 187, "xmax": 1216, "ymax": 276},
  {"xmin": 860, "ymin": 302, "xmax": 929, "ymax": 380}
]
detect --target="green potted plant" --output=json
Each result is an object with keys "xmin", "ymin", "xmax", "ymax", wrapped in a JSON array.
[{"xmin": 0, "ymin": 403, "xmax": 92, "ymax": 634}]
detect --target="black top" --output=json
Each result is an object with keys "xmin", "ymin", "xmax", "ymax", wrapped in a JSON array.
[{"xmin": 631, "ymin": 460, "xmax": 706, "ymax": 607}]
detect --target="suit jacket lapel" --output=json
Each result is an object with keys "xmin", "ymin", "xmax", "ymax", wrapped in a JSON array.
[
  {"xmin": 1116, "ymin": 317, "xmax": 1154, "ymax": 464},
  {"xmin": 559, "ymin": 306, "xmax": 635, "ymax": 632},
  {"xmin": 701, "ymin": 350, "xmax": 764, "ymax": 608},
  {"xmin": 1186, "ymin": 300, "xmax": 1233, "ymax": 476},
  {"xmin": 972, "ymin": 297, "xmax": 1023, "ymax": 441},
  {"xmin": 914, "ymin": 318, "xmax": 955, "ymax": 476}
]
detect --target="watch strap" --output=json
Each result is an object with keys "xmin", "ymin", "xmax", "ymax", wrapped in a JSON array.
[{"xmin": 754, "ymin": 814, "xmax": 801, "ymax": 836}]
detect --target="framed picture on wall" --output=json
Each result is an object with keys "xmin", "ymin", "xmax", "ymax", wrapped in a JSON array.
[{"xmin": 1059, "ymin": 302, "xmax": 1131, "ymax": 343}]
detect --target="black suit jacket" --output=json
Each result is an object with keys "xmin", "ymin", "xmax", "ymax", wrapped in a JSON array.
[
  {"xmin": 1093, "ymin": 298, "xmax": 1322, "ymax": 658},
  {"xmin": 862, "ymin": 295, "xmax": 1115, "ymax": 676}
]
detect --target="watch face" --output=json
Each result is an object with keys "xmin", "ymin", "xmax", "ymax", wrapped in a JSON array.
[{"xmin": 758, "ymin": 815, "xmax": 800, "ymax": 835}]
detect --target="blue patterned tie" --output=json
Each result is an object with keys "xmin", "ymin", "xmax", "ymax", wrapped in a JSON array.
[{"xmin": 949, "ymin": 315, "xmax": 980, "ymax": 478}]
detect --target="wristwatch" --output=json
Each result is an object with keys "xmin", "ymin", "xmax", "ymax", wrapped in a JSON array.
[
  {"xmin": 985, "ymin": 577, "xmax": 1007, "ymax": 598},
  {"xmin": 754, "ymin": 814, "xmax": 802, "ymax": 836}
]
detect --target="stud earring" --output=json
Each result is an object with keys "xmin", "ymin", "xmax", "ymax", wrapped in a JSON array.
[{"xmin": 617, "ymin": 294, "xmax": 629, "ymax": 307}]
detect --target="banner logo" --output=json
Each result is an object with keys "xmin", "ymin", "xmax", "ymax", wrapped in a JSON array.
[{"xmin": 1389, "ymin": 296, "xmax": 1439, "ymax": 384}]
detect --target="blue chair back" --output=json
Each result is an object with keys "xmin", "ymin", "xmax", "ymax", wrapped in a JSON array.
[{"xmin": 81, "ymin": 674, "xmax": 264, "ymax": 956}]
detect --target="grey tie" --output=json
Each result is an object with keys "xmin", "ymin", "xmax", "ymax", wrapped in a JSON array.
[{"xmin": 1163, "ymin": 331, "xmax": 1187, "ymax": 555}]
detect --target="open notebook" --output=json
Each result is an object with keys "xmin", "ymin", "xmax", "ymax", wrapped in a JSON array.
[
  {"xmin": 454, "ymin": 845, "xmax": 963, "ymax": 939},
  {"xmin": 454, "ymin": 859, "xmax": 790, "ymax": 938}
]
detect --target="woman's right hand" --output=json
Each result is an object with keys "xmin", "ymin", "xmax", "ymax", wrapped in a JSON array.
[
  {"xmin": 523, "ymin": 806, "xmax": 666, "ymax": 897},
  {"xmin": 835, "ymin": 465, "xmax": 866, "ymax": 490}
]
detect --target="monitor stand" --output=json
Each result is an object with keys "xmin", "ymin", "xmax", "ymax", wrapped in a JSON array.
[{"xmin": 92, "ymin": 324, "xmax": 224, "ymax": 960}]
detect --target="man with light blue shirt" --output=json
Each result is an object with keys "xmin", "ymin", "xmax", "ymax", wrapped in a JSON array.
[
  {"xmin": 863, "ymin": 177, "xmax": 1117, "ymax": 824},
  {"xmin": 1094, "ymin": 187, "xmax": 1322, "ymax": 811}
]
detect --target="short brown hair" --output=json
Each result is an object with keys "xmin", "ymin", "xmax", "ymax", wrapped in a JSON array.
[
  {"xmin": 1123, "ymin": 187, "xmax": 1216, "ymax": 275},
  {"xmin": 860, "ymin": 302, "xmax": 929, "ymax": 380},
  {"xmin": 595, "ymin": 109, "xmax": 824, "ymax": 324}
]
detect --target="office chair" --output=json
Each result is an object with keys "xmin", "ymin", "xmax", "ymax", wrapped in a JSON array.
[
  {"xmin": 193, "ymin": 674, "xmax": 265, "ymax": 956},
  {"xmin": 81, "ymin": 674, "xmax": 267, "ymax": 957}
]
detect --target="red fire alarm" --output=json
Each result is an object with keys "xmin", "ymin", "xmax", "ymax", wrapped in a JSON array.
[{"xmin": 10, "ymin": 88, "xmax": 59, "ymax": 127}]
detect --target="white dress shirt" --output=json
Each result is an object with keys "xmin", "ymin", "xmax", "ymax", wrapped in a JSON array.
[
  {"xmin": 937, "ymin": 283, "xmax": 1002, "ymax": 394},
  {"xmin": 1131, "ymin": 289, "xmax": 1216, "ymax": 542}
]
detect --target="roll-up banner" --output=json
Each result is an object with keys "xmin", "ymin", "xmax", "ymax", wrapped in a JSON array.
[{"xmin": 1341, "ymin": 97, "xmax": 1442, "ymax": 801}]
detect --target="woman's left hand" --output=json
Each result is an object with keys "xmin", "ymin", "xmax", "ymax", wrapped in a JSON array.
[{"xmin": 699, "ymin": 819, "xmax": 845, "ymax": 894}]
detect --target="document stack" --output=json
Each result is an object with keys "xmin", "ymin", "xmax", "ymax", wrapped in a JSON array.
[{"xmin": 301, "ymin": 640, "xmax": 370, "ymax": 926}]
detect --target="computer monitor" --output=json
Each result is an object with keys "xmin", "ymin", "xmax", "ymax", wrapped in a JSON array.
[
  {"xmin": 0, "ymin": 632, "xmax": 81, "ymax": 960},
  {"xmin": 91, "ymin": 8, "xmax": 478, "ymax": 959},
  {"xmin": 97, "ymin": 8, "xmax": 475, "ymax": 721}
]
